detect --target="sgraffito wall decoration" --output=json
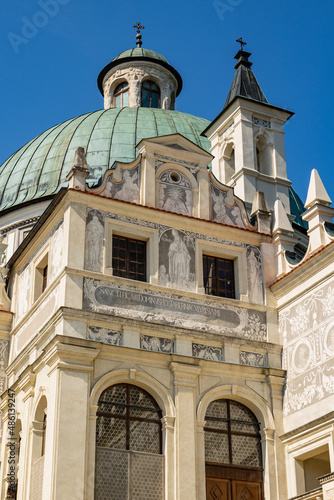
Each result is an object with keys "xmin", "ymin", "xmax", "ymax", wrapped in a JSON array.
[
  {"xmin": 247, "ymin": 246, "xmax": 264, "ymax": 305},
  {"xmin": 210, "ymin": 184, "xmax": 246, "ymax": 229},
  {"xmin": 281, "ymin": 279, "xmax": 334, "ymax": 415},
  {"xmin": 85, "ymin": 209, "xmax": 104, "ymax": 273},
  {"xmin": 100, "ymin": 165, "xmax": 140, "ymax": 203},
  {"xmin": 159, "ymin": 227, "xmax": 196, "ymax": 292},
  {"xmin": 87, "ymin": 325, "xmax": 122, "ymax": 346},
  {"xmin": 192, "ymin": 343, "xmax": 223, "ymax": 361},
  {"xmin": 140, "ymin": 335, "xmax": 174, "ymax": 353},
  {"xmin": 158, "ymin": 170, "xmax": 193, "ymax": 216},
  {"xmin": 83, "ymin": 278, "xmax": 267, "ymax": 341}
]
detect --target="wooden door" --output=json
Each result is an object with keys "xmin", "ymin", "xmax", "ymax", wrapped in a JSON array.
[
  {"xmin": 206, "ymin": 478, "xmax": 230, "ymax": 500},
  {"xmin": 206, "ymin": 464, "xmax": 263, "ymax": 500}
]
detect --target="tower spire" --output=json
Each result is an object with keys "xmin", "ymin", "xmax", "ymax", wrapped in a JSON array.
[{"xmin": 133, "ymin": 22, "xmax": 145, "ymax": 48}]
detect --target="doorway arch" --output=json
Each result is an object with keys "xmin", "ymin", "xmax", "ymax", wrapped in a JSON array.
[{"xmin": 205, "ymin": 399, "xmax": 263, "ymax": 500}]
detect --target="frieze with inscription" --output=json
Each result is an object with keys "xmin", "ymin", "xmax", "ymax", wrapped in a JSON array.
[{"xmin": 83, "ymin": 278, "xmax": 267, "ymax": 341}]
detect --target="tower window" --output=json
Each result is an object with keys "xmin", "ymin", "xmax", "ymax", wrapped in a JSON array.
[
  {"xmin": 141, "ymin": 80, "xmax": 160, "ymax": 108},
  {"xmin": 114, "ymin": 82, "xmax": 129, "ymax": 108},
  {"xmin": 203, "ymin": 255, "xmax": 235, "ymax": 298},
  {"xmin": 112, "ymin": 235, "xmax": 146, "ymax": 282}
]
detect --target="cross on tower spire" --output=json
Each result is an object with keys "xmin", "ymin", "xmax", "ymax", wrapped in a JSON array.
[
  {"xmin": 133, "ymin": 22, "xmax": 145, "ymax": 47},
  {"xmin": 236, "ymin": 37, "xmax": 247, "ymax": 51}
]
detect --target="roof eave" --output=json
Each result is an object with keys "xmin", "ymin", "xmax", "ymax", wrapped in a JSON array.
[
  {"xmin": 97, "ymin": 56, "xmax": 183, "ymax": 97},
  {"xmin": 201, "ymin": 96, "xmax": 294, "ymax": 137}
]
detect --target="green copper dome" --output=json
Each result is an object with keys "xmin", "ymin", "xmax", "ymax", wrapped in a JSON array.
[
  {"xmin": 0, "ymin": 108, "xmax": 210, "ymax": 212},
  {"xmin": 112, "ymin": 48, "xmax": 169, "ymax": 64}
]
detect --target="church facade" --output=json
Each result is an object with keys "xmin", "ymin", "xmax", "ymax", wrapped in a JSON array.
[{"xmin": 0, "ymin": 35, "xmax": 334, "ymax": 500}]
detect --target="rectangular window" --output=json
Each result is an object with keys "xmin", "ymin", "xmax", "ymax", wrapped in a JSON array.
[
  {"xmin": 34, "ymin": 253, "xmax": 49, "ymax": 301},
  {"xmin": 203, "ymin": 255, "xmax": 235, "ymax": 298},
  {"xmin": 112, "ymin": 235, "xmax": 146, "ymax": 282}
]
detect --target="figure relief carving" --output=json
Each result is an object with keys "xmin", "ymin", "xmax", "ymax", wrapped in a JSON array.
[
  {"xmin": 85, "ymin": 210, "xmax": 104, "ymax": 272},
  {"xmin": 192, "ymin": 343, "xmax": 223, "ymax": 361},
  {"xmin": 141, "ymin": 335, "xmax": 174, "ymax": 353}
]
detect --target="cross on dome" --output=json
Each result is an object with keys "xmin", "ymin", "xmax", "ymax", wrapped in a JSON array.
[{"xmin": 133, "ymin": 22, "xmax": 145, "ymax": 47}]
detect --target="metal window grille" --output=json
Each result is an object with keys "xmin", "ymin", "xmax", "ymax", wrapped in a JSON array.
[
  {"xmin": 95, "ymin": 448, "xmax": 164, "ymax": 500},
  {"xmin": 95, "ymin": 385, "xmax": 164, "ymax": 499},
  {"xmin": 112, "ymin": 236, "xmax": 146, "ymax": 282},
  {"xmin": 205, "ymin": 399, "xmax": 262, "ymax": 467},
  {"xmin": 203, "ymin": 255, "xmax": 235, "ymax": 298},
  {"xmin": 31, "ymin": 456, "xmax": 44, "ymax": 500}
]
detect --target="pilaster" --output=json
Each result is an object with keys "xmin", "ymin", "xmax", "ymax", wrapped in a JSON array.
[{"xmin": 171, "ymin": 362, "xmax": 201, "ymax": 500}]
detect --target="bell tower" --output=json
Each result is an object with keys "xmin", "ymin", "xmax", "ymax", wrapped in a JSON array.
[{"xmin": 203, "ymin": 42, "xmax": 294, "ymax": 216}]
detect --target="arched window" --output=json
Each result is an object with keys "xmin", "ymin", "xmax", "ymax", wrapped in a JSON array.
[
  {"xmin": 255, "ymin": 135, "xmax": 272, "ymax": 175},
  {"xmin": 113, "ymin": 82, "xmax": 129, "ymax": 108},
  {"xmin": 205, "ymin": 399, "xmax": 263, "ymax": 500},
  {"xmin": 141, "ymin": 80, "xmax": 160, "ymax": 108},
  {"xmin": 30, "ymin": 397, "xmax": 47, "ymax": 500},
  {"xmin": 95, "ymin": 384, "xmax": 164, "ymax": 499}
]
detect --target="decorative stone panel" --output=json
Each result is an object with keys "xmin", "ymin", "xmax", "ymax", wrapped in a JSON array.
[
  {"xmin": 192, "ymin": 343, "xmax": 223, "ymax": 361},
  {"xmin": 140, "ymin": 335, "xmax": 174, "ymax": 353},
  {"xmin": 87, "ymin": 326, "xmax": 122, "ymax": 346},
  {"xmin": 239, "ymin": 351, "xmax": 267, "ymax": 367}
]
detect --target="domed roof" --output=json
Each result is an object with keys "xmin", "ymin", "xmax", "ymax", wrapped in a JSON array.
[
  {"xmin": 0, "ymin": 108, "xmax": 210, "ymax": 213},
  {"xmin": 112, "ymin": 48, "xmax": 169, "ymax": 64}
]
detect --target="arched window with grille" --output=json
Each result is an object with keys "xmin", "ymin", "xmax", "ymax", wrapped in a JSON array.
[
  {"xmin": 113, "ymin": 82, "xmax": 129, "ymax": 108},
  {"xmin": 95, "ymin": 384, "xmax": 164, "ymax": 500},
  {"xmin": 141, "ymin": 80, "xmax": 160, "ymax": 108},
  {"xmin": 205, "ymin": 399, "xmax": 263, "ymax": 500}
]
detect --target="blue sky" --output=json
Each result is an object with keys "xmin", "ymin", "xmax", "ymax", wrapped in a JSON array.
[{"xmin": 1, "ymin": 0, "xmax": 334, "ymax": 204}]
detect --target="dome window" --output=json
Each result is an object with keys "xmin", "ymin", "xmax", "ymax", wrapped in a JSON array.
[
  {"xmin": 113, "ymin": 81, "xmax": 129, "ymax": 108},
  {"xmin": 141, "ymin": 80, "xmax": 160, "ymax": 108}
]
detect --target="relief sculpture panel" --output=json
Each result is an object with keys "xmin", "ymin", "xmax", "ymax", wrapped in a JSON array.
[{"xmin": 281, "ymin": 279, "xmax": 334, "ymax": 415}]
